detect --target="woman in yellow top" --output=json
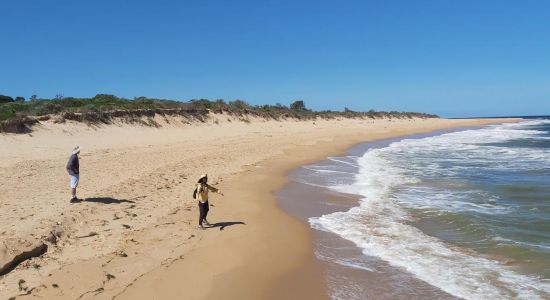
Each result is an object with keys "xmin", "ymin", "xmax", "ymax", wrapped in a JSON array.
[{"xmin": 195, "ymin": 174, "xmax": 224, "ymax": 229}]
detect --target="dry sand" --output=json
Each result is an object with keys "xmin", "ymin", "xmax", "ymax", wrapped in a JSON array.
[{"xmin": 0, "ymin": 115, "xmax": 519, "ymax": 299}]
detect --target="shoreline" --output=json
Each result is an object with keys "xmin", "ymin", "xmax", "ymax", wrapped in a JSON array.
[
  {"xmin": 1, "ymin": 117, "xmax": 520, "ymax": 299},
  {"xmin": 275, "ymin": 128, "xmax": 484, "ymax": 299},
  {"xmin": 110, "ymin": 118, "xmax": 520, "ymax": 299},
  {"xmin": 277, "ymin": 119, "xmax": 550, "ymax": 299}
]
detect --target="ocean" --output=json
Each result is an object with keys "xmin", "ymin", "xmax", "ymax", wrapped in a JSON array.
[{"xmin": 289, "ymin": 119, "xmax": 550, "ymax": 299}]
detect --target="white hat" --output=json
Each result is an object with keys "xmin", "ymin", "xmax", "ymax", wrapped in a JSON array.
[
  {"xmin": 199, "ymin": 174, "xmax": 208, "ymax": 180},
  {"xmin": 71, "ymin": 145, "xmax": 80, "ymax": 155}
]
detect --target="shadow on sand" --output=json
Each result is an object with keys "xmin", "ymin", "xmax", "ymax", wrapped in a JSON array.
[
  {"xmin": 208, "ymin": 221, "xmax": 246, "ymax": 231},
  {"xmin": 83, "ymin": 197, "xmax": 136, "ymax": 204}
]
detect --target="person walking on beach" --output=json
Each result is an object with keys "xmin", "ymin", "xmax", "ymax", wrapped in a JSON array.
[
  {"xmin": 194, "ymin": 174, "xmax": 224, "ymax": 230},
  {"xmin": 66, "ymin": 145, "xmax": 80, "ymax": 203}
]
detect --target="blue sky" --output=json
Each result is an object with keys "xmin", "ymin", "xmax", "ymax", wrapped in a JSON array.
[{"xmin": 1, "ymin": 0, "xmax": 549, "ymax": 117}]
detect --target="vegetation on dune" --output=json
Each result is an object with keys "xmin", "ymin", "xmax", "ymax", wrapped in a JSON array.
[{"xmin": 0, "ymin": 94, "xmax": 438, "ymax": 133}]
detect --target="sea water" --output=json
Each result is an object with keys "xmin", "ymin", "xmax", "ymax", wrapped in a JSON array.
[{"xmin": 303, "ymin": 119, "xmax": 550, "ymax": 299}]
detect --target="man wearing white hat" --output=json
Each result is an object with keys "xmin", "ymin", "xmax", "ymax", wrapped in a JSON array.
[{"xmin": 66, "ymin": 145, "xmax": 81, "ymax": 203}]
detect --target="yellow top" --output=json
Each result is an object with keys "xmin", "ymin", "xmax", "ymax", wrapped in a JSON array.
[{"xmin": 195, "ymin": 183, "xmax": 219, "ymax": 202}]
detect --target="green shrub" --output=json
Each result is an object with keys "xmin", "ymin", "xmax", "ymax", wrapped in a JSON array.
[
  {"xmin": 0, "ymin": 95, "xmax": 14, "ymax": 104},
  {"xmin": 290, "ymin": 100, "xmax": 306, "ymax": 110}
]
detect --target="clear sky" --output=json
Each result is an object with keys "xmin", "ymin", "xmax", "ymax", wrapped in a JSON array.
[{"xmin": 1, "ymin": 0, "xmax": 549, "ymax": 117}]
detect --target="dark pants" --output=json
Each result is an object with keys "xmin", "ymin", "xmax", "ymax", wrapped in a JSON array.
[{"xmin": 199, "ymin": 201, "xmax": 209, "ymax": 225}]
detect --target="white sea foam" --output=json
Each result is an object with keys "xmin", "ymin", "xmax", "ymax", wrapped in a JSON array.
[
  {"xmin": 310, "ymin": 120, "xmax": 550, "ymax": 299},
  {"xmin": 327, "ymin": 156, "xmax": 360, "ymax": 168},
  {"xmin": 303, "ymin": 166, "xmax": 357, "ymax": 175}
]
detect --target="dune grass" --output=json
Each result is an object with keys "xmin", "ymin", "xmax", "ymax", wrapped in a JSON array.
[{"xmin": 0, "ymin": 94, "xmax": 438, "ymax": 133}]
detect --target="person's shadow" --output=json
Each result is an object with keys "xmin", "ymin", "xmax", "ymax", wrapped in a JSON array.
[
  {"xmin": 208, "ymin": 221, "xmax": 246, "ymax": 231},
  {"xmin": 83, "ymin": 197, "xmax": 136, "ymax": 204}
]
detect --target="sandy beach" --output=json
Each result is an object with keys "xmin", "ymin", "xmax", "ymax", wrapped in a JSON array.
[{"xmin": 0, "ymin": 116, "xmax": 518, "ymax": 299}]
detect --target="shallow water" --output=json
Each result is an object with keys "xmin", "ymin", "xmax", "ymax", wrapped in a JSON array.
[{"xmin": 294, "ymin": 119, "xmax": 550, "ymax": 299}]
